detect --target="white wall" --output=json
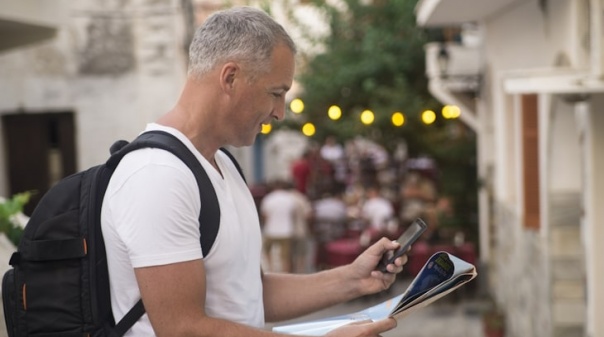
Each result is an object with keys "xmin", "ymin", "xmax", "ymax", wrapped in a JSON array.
[
  {"xmin": 581, "ymin": 94, "xmax": 604, "ymax": 337},
  {"xmin": 548, "ymin": 97, "xmax": 581, "ymax": 193},
  {"xmin": 0, "ymin": 0, "xmax": 188, "ymax": 198},
  {"xmin": 485, "ymin": 0, "xmax": 576, "ymax": 70}
]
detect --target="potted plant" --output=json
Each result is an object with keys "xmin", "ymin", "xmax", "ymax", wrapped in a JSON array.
[
  {"xmin": 0, "ymin": 192, "xmax": 31, "ymax": 246},
  {"xmin": 482, "ymin": 300, "xmax": 505, "ymax": 337}
]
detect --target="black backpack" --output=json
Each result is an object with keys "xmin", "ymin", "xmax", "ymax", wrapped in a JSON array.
[{"xmin": 2, "ymin": 130, "xmax": 244, "ymax": 337}]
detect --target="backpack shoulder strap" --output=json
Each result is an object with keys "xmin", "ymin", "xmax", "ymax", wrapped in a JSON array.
[
  {"xmin": 112, "ymin": 300, "xmax": 145, "ymax": 337},
  {"xmin": 219, "ymin": 147, "xmax": 246, "ymax": 183},
  {"xmin": 106, "ymin": 132, "xmax": 250, "ymax": 336},
  {"xmin": 106, "ymin": 131, "xmax": 223, "ymax": 336},
  {"xmin": 109, "ymin": 130, "xmax": 220, "ymax": 257}
]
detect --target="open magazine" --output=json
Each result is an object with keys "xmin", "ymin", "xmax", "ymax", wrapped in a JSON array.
[{"xmin": 273, "ymin": 251, "xmax": 477, "ymax": 336}]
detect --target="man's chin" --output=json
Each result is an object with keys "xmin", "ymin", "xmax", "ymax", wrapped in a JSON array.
[{"xmin": 230, "ymin": 135, "xmax": 257, "ymax": 148}]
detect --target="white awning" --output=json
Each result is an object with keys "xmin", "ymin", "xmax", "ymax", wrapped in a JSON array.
[
  {"xmin": 0, "ymin": 0, "xmax": 67, "ymax": 51},
  {"xmin": 415, "ymin": 0, "xmax": 521, "ymax": 27},
  {"xmin": 502, "ymin": 69, "xmax": 604, "ymax": 95}
]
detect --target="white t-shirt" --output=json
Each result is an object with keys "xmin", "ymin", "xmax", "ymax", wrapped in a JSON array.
[
  {"xmin": 361, "ymin": 197, "xmax": 394, "ymax": 231},
  {"xmin": 260, "ymin": 189, "xmax": 298, "ymax": 238},
  {"xmin": 101, "ymin": 124, "xmax": 264, "ymax": 336}
]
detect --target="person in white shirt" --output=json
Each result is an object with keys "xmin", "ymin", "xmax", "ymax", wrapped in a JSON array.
[
  {"xmin": 261, "ymin": 180, "xmax": 299, "ymax": 272},
  {"xmin": 361, "ymin": 184, "xmax": 395, "ymax": 236},
  {"xmin": 101, "ymin": 6, "xmax": 407, "ymax": 337}
]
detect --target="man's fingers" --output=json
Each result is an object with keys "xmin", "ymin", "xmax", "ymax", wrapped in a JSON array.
[{"xmin": 368, "ymin": 318, "xmax": 397, "ymax": 333}]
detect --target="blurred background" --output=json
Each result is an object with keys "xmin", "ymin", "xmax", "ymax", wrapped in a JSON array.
[{"xmin": 1, "ymin": 0, "xmax": 603, "ymax": 336}]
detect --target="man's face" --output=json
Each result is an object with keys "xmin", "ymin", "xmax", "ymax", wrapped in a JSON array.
[{"xmin": 229, "ymin": 44, "xmax": 295, "ymax": 147}]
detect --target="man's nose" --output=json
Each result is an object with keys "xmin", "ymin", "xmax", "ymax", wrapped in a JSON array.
[{"xmin": 273, "ymin": 103, "xmax": 286, "ymax": 121}]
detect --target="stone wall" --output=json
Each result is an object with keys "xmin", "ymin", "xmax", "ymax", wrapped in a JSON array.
[
  {"xmin": 549, "ymin": 192, "xmax": 585, "ymax": 337},
  {"xmin": 492, "ymin": 192, "xmax": 585, "ymax": 337},
  {"xmin": 493, "ymin": 203, "xmax": 551, "ymax": 337}
]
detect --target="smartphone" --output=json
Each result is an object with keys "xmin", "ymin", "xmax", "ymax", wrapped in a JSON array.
[{"xmin": 377, "ymin": 218, "xmax": 427, "ymax": 273}]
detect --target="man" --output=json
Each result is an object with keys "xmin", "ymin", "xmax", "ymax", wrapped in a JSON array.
[{"xmin": 101, "ymin": 6, "xmax": 407, "ymax": 337}]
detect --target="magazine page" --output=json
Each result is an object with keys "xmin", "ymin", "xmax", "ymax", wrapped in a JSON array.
[
  {"xmin": 392, "ymin": 251, "xmax": 455, "ymax": 312},
  {"xmin": 272, "ymin": 252, "xmax": 476, "ymax": 336},
  {"xmin": 272, "ymin": 295, "xmax": 403, "ymax": 336},
  {"xmin": 390, "ymin": 251, "xmax": 476, "ymax": 316}
]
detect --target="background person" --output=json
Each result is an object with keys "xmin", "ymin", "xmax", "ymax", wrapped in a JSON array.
[
  {"xmin": 360, "ymin": 184, "xmax": 396, "ymax": 242},
  {"xmin": 261, "ymin": 180, "xmax": 299, "ymax": 272},
  {"xmin": 289, "ymin": 181, "xmax": 314, "ymax": 273}
]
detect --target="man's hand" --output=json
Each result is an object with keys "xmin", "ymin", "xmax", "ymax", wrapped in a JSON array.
[
  {"xmin": 347, "ymin": 237, "xmax": 408, "ymax": 296},
  {"xmin": 325, "ymin": 318, "xmax": 397, "ymax": 337}
]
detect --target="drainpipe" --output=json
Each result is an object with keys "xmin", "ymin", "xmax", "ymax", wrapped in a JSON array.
[{"xmin": 590, "ymin": 0, "xmax": 602, "ymax": 79}]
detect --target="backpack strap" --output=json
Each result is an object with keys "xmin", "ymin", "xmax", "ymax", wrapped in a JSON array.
[
  {"xmin": 108, "ymin": 130, "xmax": 221, "ymax": 256},
  {"xmin": 105, "ymin": 130, "xmax": 246, "ymax": 336},
  {"xmin": 219, "ymin": 147, "xmax": 247, "ymax": 184},
  {"xmin": 111, "ymin": 300, "xmax": 145, "ymax": 337}
]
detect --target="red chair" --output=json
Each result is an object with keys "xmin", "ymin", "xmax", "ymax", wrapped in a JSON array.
[{"xmin": 323, "ymin": 238, "xmax": 363, "ymax": 268}]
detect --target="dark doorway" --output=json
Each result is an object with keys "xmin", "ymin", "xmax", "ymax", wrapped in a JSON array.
[{"xmin": 2, "ymin": 112, "xmax": 77, "ymax": 215}]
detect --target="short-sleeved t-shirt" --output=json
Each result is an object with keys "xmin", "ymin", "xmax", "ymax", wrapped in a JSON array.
[{"xmin": 101, "ymin": 124, "xmax": 263, "ymax": 336}]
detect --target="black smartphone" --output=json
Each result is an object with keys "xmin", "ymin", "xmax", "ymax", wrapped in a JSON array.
[{"xmin": 377, "ymin": 218, "xmax": 427, "ymax": 273}]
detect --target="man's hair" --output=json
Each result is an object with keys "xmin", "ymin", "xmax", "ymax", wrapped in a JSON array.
[{"xmin": 188, "ymin": 6, "xmax": 297, "ymax": 80}]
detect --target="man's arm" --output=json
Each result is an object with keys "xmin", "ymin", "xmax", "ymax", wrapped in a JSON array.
[
  {"xmin": 262, "ymin": 238, "xmax": 406, "ymax": 322},
  {"xmin": 135, "ymin": 259, "xmax": 281, "ymax": 336},
  {"xmin": 135, "ymin": 258, "xmax": 399, "ymax": 337}
]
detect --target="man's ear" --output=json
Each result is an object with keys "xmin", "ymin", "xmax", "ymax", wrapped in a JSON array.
[{"xmin": 220, "ymin": 62, "xmax": 239, "ymax": 92}]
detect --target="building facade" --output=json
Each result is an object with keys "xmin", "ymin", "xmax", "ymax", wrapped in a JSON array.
[
  {"xmin": 0, "ymin": 0, "xmax": 191, "ymax": 213},
  {"xmin": 416, "ymin": 0, "xmax": 604, "ymax": 336}
]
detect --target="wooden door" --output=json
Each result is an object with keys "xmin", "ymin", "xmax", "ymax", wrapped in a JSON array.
[{"xmin": 2, "ymin": 112, "xmax": 76, "ymax": 214}]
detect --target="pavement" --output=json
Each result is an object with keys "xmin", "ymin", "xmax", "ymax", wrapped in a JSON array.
[{"xmin": 266, "ymin": 277, "xmax": 488, "ymax": 337}]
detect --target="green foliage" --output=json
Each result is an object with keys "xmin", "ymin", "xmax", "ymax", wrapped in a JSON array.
[
  {"xmin": 283, "ymin": 0, "xmax": 479, "ymax": 243},
  {"xmin": 291, "ymin": 0, "xmax": 439, "ymax": 147},
  {"xmin": 0, "ymin": 192, "xmax": 31, "ymax": 246}
]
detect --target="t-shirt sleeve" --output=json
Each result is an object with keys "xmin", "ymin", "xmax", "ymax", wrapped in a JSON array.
[{"xmin": 107, "ymin": 150, "xmax": 203, "ymax": 268}]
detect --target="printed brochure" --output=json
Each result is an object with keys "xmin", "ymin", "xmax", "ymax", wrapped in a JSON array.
[{"xmin": 272, "ymin": 251, "xmax": 477, "ymax": 336}]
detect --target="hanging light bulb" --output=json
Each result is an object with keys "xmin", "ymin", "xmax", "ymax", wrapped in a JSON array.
[
  {"xmin": 290, "ymin": 98, "xmax": 304, "ymax": 114},
  {"xmin": 328, "ymin": 105, "xmax": 342, "ymax": 120},
  {"xmin": 360, "ymin": 110, "xmax": 375, "ymax": 125},
  {"xmin": 302, "ymin": 122, "xmax": 316, "ymax": 136},
  {"xmin": 421, "ymin": 110, "xmax": 436, "ymax": 125},
  {"xmin": 391, "ymin": 112, "xmax": 405, "ymax": 127}
]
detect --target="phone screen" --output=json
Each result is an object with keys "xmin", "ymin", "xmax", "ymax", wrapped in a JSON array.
[{"xmin": 378, "ymin": 218, "xmax": 427, "ymax": 272}]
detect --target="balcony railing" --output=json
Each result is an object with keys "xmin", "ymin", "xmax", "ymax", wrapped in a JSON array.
[{"xmin": 425, "ymin": 42, "xmax": 482, "ymax": 92}]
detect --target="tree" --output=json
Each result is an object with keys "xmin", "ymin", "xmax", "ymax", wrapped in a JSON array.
[{"xmin": 282, "ymin": 0, "xmax": 478, "ymax": 245}]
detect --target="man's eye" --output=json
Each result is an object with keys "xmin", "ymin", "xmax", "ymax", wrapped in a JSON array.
[{"xmin": 272, "ymin": 92, "xmax": 283, "ymax": 98}]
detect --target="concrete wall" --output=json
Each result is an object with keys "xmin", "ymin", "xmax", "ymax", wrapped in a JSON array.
[
  {"xmin": 581, "ymin": 94, "xmax": 604, "ymax": 337},
  {"xmin": 485, "ymin": 0, "xmax": 570, "ymax": 71},
  {"xmin": 0, "ymin": 0, "xmax": 188, "ymax": 198},
  {"xmin": 494, "ymin": 203, "xmax": 551, "ymax": 337}
]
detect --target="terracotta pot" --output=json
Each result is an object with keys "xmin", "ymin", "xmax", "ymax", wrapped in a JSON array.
[{"xmin": 484, "ymin": 329, "xmax": 504, "ymax": 337}]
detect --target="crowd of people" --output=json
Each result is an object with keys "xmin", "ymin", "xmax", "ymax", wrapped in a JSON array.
[{"xmin": 258, "ymin": 136, "xmax": 455, "ymax": 274}]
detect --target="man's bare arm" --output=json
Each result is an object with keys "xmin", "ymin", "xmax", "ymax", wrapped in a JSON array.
[
  {"xmin": 262, "ymin": 238, "xmax": 406, "ymax": 322},
  {"xmin": 135, "ymin": 258, "xmax": 399, "ymax": 337}
]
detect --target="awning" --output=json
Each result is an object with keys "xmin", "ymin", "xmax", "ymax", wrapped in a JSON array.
[
  {"xmin": 0, "ymin": 0, "xmax": 67, "ymax": 52},
  {"xmin": 502, "ymin": 69, "xmax": 604, "ymax": 95},
  {"xmin": 415, "ymin": 0, "xmax": 521, "ymax": 27}
]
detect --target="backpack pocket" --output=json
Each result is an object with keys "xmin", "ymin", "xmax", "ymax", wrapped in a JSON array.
[{"xmin": 3, "ymin": 269, "xmax": 17, "ymax": 337}]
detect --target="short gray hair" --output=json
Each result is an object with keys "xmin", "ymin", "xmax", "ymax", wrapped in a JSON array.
[{"xmin": 188, "ymin": 6, "xmax": 297, "ymax": 80}]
